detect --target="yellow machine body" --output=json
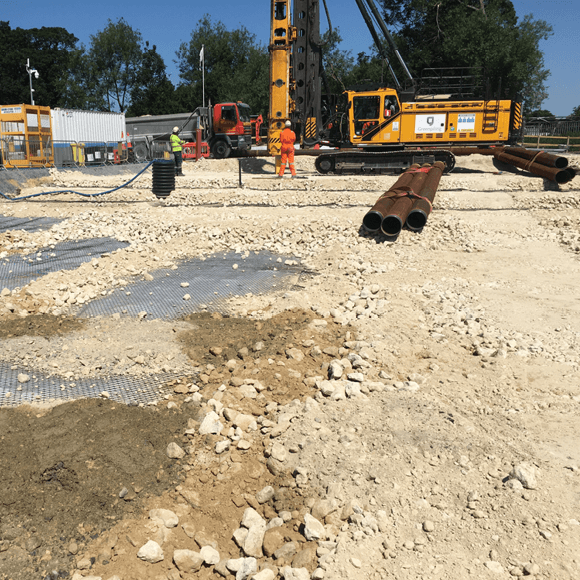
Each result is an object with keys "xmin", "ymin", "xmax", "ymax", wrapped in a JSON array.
[{"xmin": 347, "ymin": 87, "xmax": 521, "ymax": 148}]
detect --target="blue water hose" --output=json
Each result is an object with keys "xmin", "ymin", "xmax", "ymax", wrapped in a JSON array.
[{"xmin": 0, "ymin": 161, "xmax": 154, "ymax": 201}]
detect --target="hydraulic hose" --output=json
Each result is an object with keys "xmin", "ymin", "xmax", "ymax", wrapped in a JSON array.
[{"xmin": 0, "ymin": 161, "xmax": 154, "ymax": 202}]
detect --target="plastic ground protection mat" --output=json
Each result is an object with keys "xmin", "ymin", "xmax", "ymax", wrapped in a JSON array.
[
  {"xmin": 0, "ymin": 214, "xmax": 64, "ymax": 234},
  {"xmin": 76, "ymin": 251, "xmax": 306, "ymax": 319},
  {"xmin": 0, "ymin": 361, "xmax": 187, "ymax": 408},
  {"xmin": 0, "ymin": 237, "xmax": 129, "ymax": 291}
]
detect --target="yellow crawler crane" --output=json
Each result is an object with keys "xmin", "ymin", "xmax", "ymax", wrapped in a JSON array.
[{"xmin": 267, "ymin": 0, "xmax": 524, "ymax": 175}]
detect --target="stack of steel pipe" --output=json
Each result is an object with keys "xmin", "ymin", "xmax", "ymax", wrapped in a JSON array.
[
  {"xmin": 381, "ymin": 164, "xmax": 432, "ymax": 237},
  {"xmin": 493, "ymin": 147, "xmax": 575, "ymax": 184},
  {"xmin": 363, "ymin": 161, "xmax": 446, "ymax": 238},
  {"xmin": 362, "ymin": 164, "xmax": 420, "ymax": 233}
]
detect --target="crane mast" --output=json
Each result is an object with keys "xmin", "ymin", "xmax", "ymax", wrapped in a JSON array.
[
  {"xmin": 268, "ymin": 0, "xmax": 295, "ymax": 156},
  {"xmin": 268, "ymin": 0, "xmax": 323, "ymax": 155}
]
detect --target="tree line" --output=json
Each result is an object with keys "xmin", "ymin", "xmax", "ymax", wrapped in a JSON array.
[{"xmin": 0, "ymin": 3, "xmax": 574, "ymax": 119}]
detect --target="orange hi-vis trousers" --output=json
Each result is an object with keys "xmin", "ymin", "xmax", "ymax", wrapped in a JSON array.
[
  {"xmin": 279, "ymin": 146, "xmax": 296, "ymax": 176},
  {"xmin": 279, "ymin": 127, "xmax": 297, "ymax": 176}
]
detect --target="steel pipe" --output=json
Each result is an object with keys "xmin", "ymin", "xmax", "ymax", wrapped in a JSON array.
[
  {"xmin": 405, "ymin": 161, "xmax": 445, "ymax": 231},
  {"xmin": 381, "ymin": 164, "xmax": 430, "ymax": 237},
  {"xmin": 503, "ymin": 147, "xmax": 568, "ymax": 169},
  {"xmin": 493, "ymin": 150, "xmax": 574, "ymax": 184},
  {"xmin": 362, "ymin": 164, "xmax": 419, "ymax": 232}
]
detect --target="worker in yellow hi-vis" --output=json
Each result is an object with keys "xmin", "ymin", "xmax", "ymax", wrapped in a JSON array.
[
  {"xmin": 278, "ymin": 120, "xmax": 296, "ymax": 178},
  {"xmin": 170, "ymin": 126, "xmax": 185, "ymax": 176}
]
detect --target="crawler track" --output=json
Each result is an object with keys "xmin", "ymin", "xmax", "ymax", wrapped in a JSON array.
[{"xmin": 315, "ymin": 149, "xmax": 456, "ymax": 175}]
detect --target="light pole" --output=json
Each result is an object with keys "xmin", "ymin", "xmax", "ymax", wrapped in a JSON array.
[{"xmin": 26, "ymin": 58, "xmax": 39, "ymax": 106}]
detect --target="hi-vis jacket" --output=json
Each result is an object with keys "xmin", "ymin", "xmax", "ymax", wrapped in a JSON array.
[{"xmin": 170, "ymin": 133, "xmax": 185, "ymax": 152}]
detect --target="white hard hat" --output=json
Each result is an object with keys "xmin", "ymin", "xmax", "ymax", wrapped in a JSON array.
[
  {"xmin": 172, "ymin": 126, "xmax": 179, "ymax": 133},
  {"xmin": 285, "ymin": 120, "xmax": 291, "ymax": 127}
]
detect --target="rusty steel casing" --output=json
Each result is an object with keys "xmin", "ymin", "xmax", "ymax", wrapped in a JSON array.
[
  {"xmin": 362, "ymin": 164, "xmax": 420, "ymax": 232},
  {"xmin": 406, "ymin": 161, "xmax": 445, "ymax": 232},
  {"xmin": 493, "ymin": 150, "xmax": 573, "ymax": 184},
  {"xmin": 504, "ymin": 147, "xmax": 569, "ymax": 169},
  {"xmin": 381, "ymin": 165, "xmax": 430, "ymax": 237}
]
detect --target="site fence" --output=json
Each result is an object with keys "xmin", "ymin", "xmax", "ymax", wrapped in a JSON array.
[
  {"xmin": 520, "ymin": 134, "xmax": 580, "ymax": 152},
  {"xmin": 0, "ymin": 138, "xmax": 175, "ymax": 168},
  {"xmin": 0, "ymin": 139, "xmax": 133, "ymax": 168}
]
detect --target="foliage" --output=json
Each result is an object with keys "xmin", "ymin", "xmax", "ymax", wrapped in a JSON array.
[
  {"xmin": 526, "ymin": 108, "xmax": 555, "ymax": 120},
  {"xmin": 127, "ymin": 43, "xmax": 177, "ymax": 117},
  {"xmin": 0, "ymin": 21, "xmax": 80, "ymax": 107},
  {"xmin": 320, "ymin": 28, "xmax": 355, "ymax": 94},
  {"xmin": 378, "ymin": 0, "xmax": 552, "ymax": 110},
  {"xmin": 175, "ymin": 15, "xmax": 269, "ymax": 115},
  {"xmin": 571, "ymin": 105, "xmax": 580, "ymax": 119},
  {"xmin": 86, "ymin": 18, "xmax": 144, "ymax": 112}
]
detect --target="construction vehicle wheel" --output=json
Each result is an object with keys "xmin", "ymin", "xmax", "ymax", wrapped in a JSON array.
[
  {"xmin": 315, "ymin": 155, "xmax": 335, "ymax": 174},
  {"xmin": 212, "ymin": 140, "xmax": 231, "ymax": 159},
  {"xmin": 133, "ymin": 143, "xmax": 149, "ymax": 162}
]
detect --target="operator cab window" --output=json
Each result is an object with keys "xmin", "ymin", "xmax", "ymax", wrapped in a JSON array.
[
  {"xmin": 383, "ymin": 96, "xmax": 399, "ymax": 118},
  {"xmin": 353, "ymin": 95, "xmax": 380, "ymax": 136}
]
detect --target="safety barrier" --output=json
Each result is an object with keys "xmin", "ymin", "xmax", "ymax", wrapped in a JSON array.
[
  {"xmin": 0, "ymin": 136, "xmax": 52, "ymax": 168},
  {"xmin": 0, "ymin": 139, "xmax": 179, "ymax": 169},
  {"xmin": 0, "ymin": 139, "xmax": 134, "ymax": 168}
]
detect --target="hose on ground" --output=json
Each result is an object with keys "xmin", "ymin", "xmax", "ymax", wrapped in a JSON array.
[{"xmin": 0, "ymin": 161, "xmax": 154, "ymax": 201}]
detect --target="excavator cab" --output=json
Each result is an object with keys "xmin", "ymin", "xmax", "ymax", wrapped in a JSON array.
[{"xmin": 348, "ymin": 88, "xmax": 402, "ymax": 146}]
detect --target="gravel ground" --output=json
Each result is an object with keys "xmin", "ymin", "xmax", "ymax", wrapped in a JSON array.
[{"xmin": 0, "ymin": 154, "xmax": 579, "ymax": 580}]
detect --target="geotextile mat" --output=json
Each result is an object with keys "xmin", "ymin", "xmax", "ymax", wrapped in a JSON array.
[
  {"xmin": 0, "ymin": 361, "xmax": 184, "ymax": 408},
  {"xmin": 76, "ymin": 251, "xmax": 305, "ymax": 319},
  {"xmin": 0, "ymin": 237, "xmax": 129, "ymax": 291},
  {"xmin": 1, "ymin": 251, "xmax": 305, "ymax": 407},
  {"xmin": 0, "ymin": 214, "xmax": 64, "ymax": 233}
]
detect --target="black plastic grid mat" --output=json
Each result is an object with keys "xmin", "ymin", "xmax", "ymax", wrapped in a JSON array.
[
  {"xmin": 0, "ymin": 250, "xmax": 304, "ymax": 407},
  {"xmin": 76, "ymin": 251, "xmax": 303, "ymax": 319},
  {"xmin": 0, "ymin": 237, "xmax": 129, "ymax": 291},
  {"xmin": 0, "ymin": 361, "xmax": 185, "ymax": 408},
  {"xmin": 0, "ymin": 214, "xmax": 64, "ymax": 233}
]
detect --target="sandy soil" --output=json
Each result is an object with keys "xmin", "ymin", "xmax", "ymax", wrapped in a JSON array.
[{"xmin": 1, "ymin": 154, "xmax": 579, "ymax": 580}]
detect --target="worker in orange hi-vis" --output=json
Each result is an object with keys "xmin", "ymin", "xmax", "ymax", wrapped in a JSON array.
[{"xmin": 278, "ymin": 120, "xmax": 297, "ymax": 178}]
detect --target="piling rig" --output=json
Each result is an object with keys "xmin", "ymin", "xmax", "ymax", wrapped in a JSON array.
[{"xmin": 268, "ymin": 0, "xmax": 523, "ymax": 175}]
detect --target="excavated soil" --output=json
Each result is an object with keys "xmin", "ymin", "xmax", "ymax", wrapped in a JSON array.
[{"xmin": 1, "ymin": 153, "xmax": 580, "ymax": 580}]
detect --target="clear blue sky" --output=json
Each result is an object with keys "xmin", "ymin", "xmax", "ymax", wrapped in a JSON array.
[{"xmin": 2, "ymin": 0, "xmax": 578, "ymax": 115}]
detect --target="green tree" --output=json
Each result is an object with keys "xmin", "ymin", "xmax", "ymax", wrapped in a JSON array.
[
  {"xmin": 571, "ymin": 105, "xmax": 580, "ymax": 119},
  {"xmin": 526, "ymin": 108, "xmax": 554, "ymax": 120},
  {"xmin": 320, "ymin": 28, "xmax": 355, "ymax": 94},
  {"xmin": 378, "ymin": 0, "xmax": 552, "ymax": 110},
  {"xmin": 87, "ymin": 18, "xmax": 144, "ymax": 112},
  {"xmin": 176, "ymin": 15, "xmax": 269, "ymax": 115},
  {"xmin": 0, "ymin": 21, "xmax": 81, "ymax": 107},
  {"xmin": 127, "ymin": 42, "xmax": 177, "ymax": 116}
]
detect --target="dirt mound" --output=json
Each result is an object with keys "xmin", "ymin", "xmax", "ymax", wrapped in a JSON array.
[{"xmin": 0, "ymin": 399, "xmax": 188, "ymax": 579}]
